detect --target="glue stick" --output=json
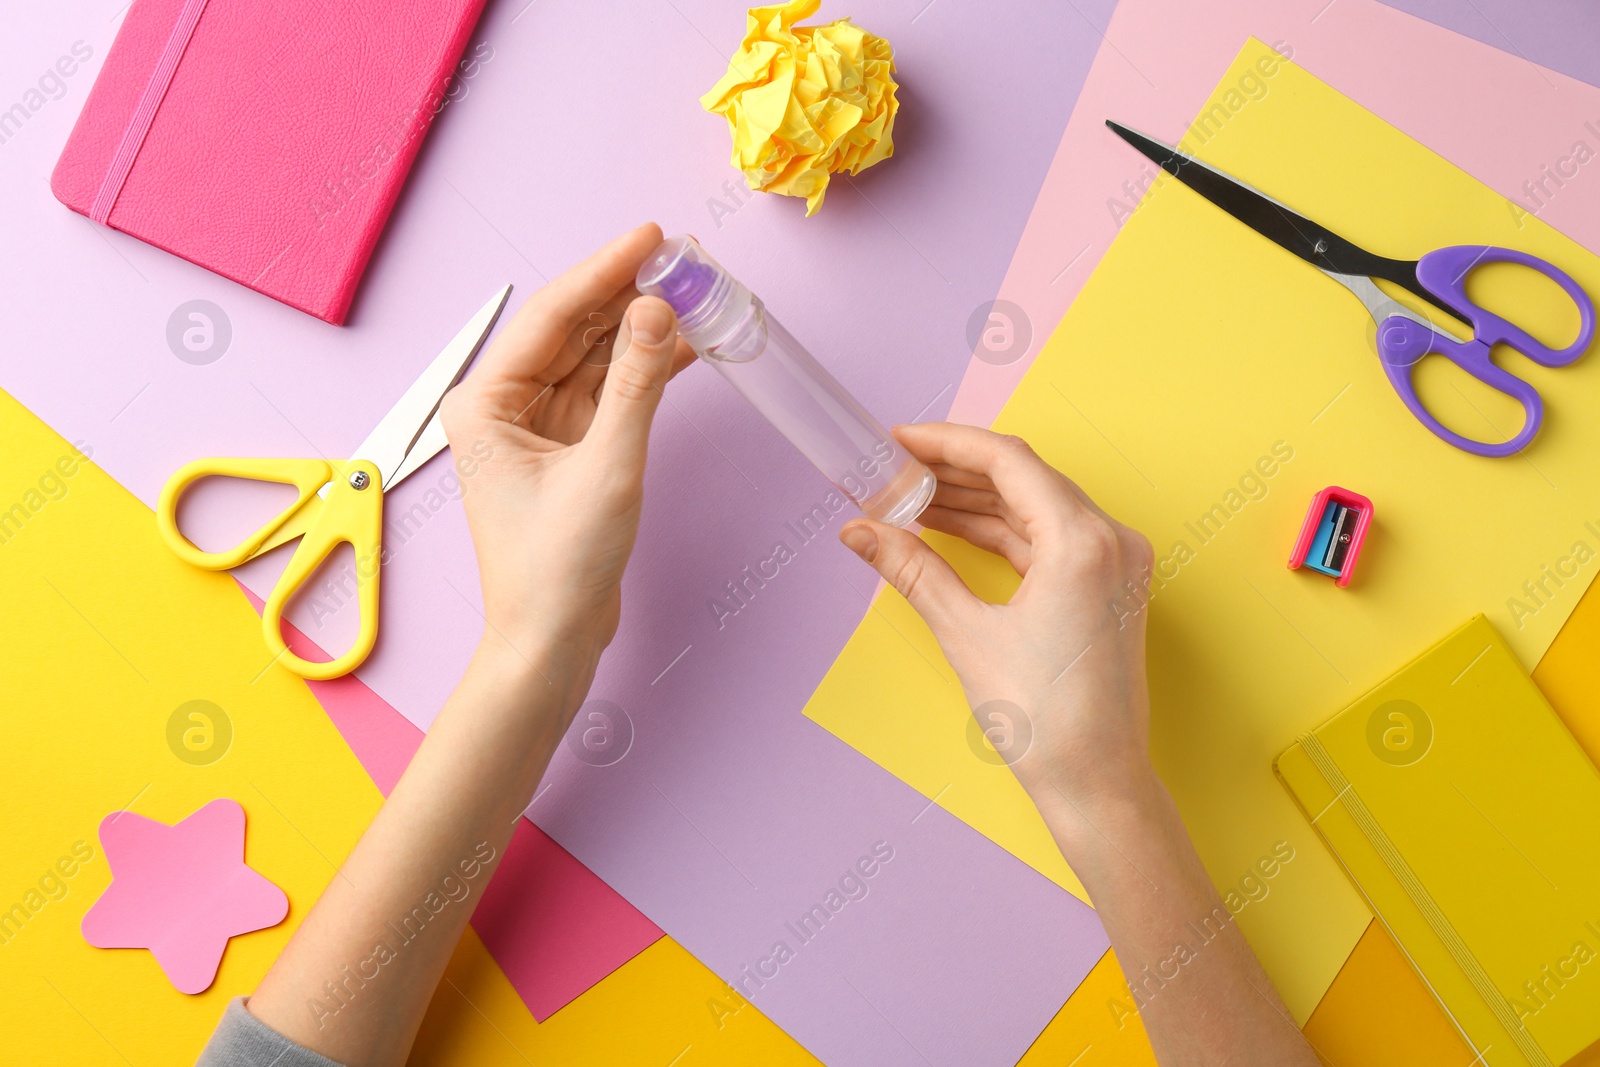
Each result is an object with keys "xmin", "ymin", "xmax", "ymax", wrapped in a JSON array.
[{"xmin": 636, "ymin": 235, "xmax": 935, "ymax": 527}]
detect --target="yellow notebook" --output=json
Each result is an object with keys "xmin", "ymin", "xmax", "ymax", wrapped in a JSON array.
[{"xmin": 1276, "ymin": 616, "xmax": 1600, "ymax": 1067}]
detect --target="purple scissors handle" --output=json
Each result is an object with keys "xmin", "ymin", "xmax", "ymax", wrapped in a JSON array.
[{"xmin": 1375, "ymin": 245, "xmax": 1596, "ymax": 457}]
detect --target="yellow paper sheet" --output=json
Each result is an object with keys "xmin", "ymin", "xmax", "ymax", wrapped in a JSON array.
[
  {"xmin": 0, "ymin": 388, "xmax": 386, "ymax": 1061},
  {"xmin": 412, "ymin": 931, "xmax": 819, "ymax": 1065},
  {"xmin": 1300, "ymin": 921, "xmax": 1476, "ymax": 1065},
  {"xmin": 1017, "ymin": 950, "xmax": 1158, "ymax": 1067},
  {"xmin": 0, "ymin": 388, "xmax": 817, "ymax": 1065},
  {"xmin": 1533, "ymin": 564, "xmax": 1600, "ymax": 767},
  {"xmin": 804, "ymin": 39, "xmax": 1600, "ymax": 1021}
]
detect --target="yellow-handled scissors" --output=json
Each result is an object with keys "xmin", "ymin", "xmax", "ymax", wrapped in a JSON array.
[{"xmin": 157, "ymin": 285, "xmax": 512, "ymax": 680}]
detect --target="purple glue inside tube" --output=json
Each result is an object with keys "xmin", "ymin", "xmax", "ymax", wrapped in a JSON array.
[{"xmin": 637, "ymin": 236, "xmax": 935, "ymax": 527}]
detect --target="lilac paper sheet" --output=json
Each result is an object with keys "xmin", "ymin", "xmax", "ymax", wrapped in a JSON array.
[
  {"xmin": 1376, "ymin": 0, "xmax": 1600, "ymax": 89},
  {"xmin": 0, "ymin": 0, "xmax": 1114, "ymax": 1062}
]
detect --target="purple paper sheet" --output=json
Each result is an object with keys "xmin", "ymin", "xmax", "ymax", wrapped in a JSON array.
[
  {"xmin": 0, "ymin": 1, "xmax": 1114, "ymax": 1062},
  {"xmin": 1376, "ymin": 0, "xmax": 1600, "ymax": 89}
]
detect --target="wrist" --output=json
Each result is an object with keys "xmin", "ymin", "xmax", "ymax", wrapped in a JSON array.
[
  {"xmin": 1026, "ymin": 762, "xmax": 1173, "ymax": 864},
  {"xmin": 1010, "ymin": 731, "xmax": 1160, "ymax": 819},
  {"xmin": 465, "ymin": 631, "xmax": 597, "ymax": 728},
  {"xmin": 412, "ymin": 634, "xmax": 600, "ymax": 820}
]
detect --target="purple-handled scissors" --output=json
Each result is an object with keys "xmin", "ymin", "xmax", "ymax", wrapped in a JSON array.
[{"xmin": 1108, "ymin": 121, "xmax": 1596, "ymax": 457}]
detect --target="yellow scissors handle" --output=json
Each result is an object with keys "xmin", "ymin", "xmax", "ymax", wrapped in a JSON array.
[
  {"xmin": 261, "ymin": 459, "xmax": 383, "ymax": 680},
  {"xmin": 157, "ymin": 457, "xmax": 332, "ymax": 568},
  {"xmin": 156, "ymin": 457, "xmax": 384, "ymax": 681}
]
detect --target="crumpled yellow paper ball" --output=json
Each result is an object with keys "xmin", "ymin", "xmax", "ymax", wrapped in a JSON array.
[{"xmin": 700, "ymin": 0, "xmax": 899, "ymax": 216}]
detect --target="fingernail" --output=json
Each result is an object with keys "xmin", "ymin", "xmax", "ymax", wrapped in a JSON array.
[
  {"xmin": 628, "ymin": 300, "xmax": 673, "ymax": 346},
  {"xmin": 840, "ymin": 524, "xmax": 877, "ymax": 563}
]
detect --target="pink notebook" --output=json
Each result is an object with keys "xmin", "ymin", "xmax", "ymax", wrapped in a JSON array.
[{"xmin": 51, "ymin": 0, "xmax": 488, "ymax": 324}]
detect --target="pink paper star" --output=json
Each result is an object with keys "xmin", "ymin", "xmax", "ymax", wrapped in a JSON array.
[{"xmin": 81, "ymin": 798, "xmax": 289, "ymax": 994}]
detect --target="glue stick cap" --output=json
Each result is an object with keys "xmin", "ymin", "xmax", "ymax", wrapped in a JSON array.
[{"xmin": 636, "ymin": 235, "xmax": 755, "ymax": 354}]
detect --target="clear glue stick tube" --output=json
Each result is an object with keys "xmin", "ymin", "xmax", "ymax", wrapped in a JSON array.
[{"xmin": 636, "ymin": 236, "xmax": 935, "ymax": 527}]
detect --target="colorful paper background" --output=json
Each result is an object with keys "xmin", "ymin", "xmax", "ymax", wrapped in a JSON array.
[
  {"xmin": 0, "ymin": 2, "xmax": 1118, "ymax": 1062},
  {"xmin": 256, "ymin": 594, "xmax": 666, "ymax": 1021},
  {"xmin": 0, "ymin": 388, "xmax": 383, "ymax": 1061},
  {"xmin": 807, "ymin": 39, "xmax": 1600, "ymax": 1021},
  {"xmin": 948, "ymin": 0, "xmax": 1600, "ymax": 429},
  {"xmin": 6, "ymin": 0, "xmax": 1600, "ymax": 1062}
]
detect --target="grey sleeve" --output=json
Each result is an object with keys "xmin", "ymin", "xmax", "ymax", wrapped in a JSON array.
[{"xmin": 196, "ymin": 998, "xmax": 347, "ymax": 1067}]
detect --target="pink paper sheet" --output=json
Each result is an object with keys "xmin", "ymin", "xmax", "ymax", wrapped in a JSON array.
[
  {"xmin": 1377, "ymin": 0, "xmax": 1600, "ymax": 91},
  {"xmin": 470, "ymin": 815, "xmax": 669, "ymax": 1024},
  {"xmin": 248, "ymin": 584, "xmax": 664, "ymax": 1021},
  {"xmin": 947, "ymin": 0, "xmax": 1600, "ymax": 428}
]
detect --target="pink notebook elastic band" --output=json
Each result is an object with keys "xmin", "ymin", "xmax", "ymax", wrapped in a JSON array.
[{"xmin": 90, "ymin": 0, "xmax": 211, "ymax": 224}]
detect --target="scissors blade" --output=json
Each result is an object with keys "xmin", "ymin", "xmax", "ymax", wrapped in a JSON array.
[
  {"xmin": 386, "ymin": 409, "xmax": 448, "ymax": 491},
  {"xmin": 350, "ymin": 284, "xmax": 512, "ymax": 490},
  {"xmin": 1105, "ymin": 121, "xmax": 1459, "ymax": 321}
]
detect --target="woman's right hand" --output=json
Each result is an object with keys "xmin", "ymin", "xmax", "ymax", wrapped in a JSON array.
[
  {"xmin": 841, "ymin": 423, "xmax": 1322, "ymax": 1067},
  {"xmin": 838, "ymin": 423, "xmax": 1158, "ymax": 818}
]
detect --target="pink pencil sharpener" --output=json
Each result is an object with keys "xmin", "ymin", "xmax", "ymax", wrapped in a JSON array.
[{"xmin": 1289, "ymin": 486, "xmax": 1373, "ymax": 588}]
